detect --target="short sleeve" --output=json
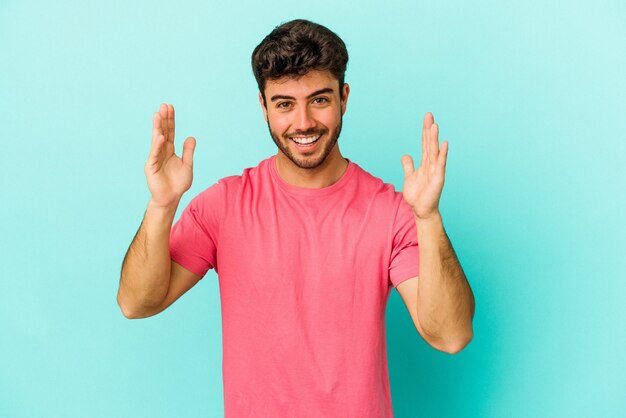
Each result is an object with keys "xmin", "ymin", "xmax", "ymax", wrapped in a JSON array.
[
  {"xmin": 388, "ymin": 196, "xmax": 420, "ymax": 288},
  {"xmin": 169, "ymin": 182, "xmax": 223, "ymax": 278}
]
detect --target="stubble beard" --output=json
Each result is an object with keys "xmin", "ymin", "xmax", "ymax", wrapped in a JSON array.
[{"xmin": 267, "ymin": 116, "xmax": 343, "ymax": 170}]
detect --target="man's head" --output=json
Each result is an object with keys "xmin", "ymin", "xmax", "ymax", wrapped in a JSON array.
[
  {"xmin": 252, "ymin": 19, "xmax": 350, "ymax": 170},
  {"xmin": 251, "ymin": 19, "xmax": 349, "ymax": 106}
]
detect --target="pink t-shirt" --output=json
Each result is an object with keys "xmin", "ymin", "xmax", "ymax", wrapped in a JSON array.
[{"xmin": 169, "ymin": 155, "xmax": 419, "ymax": 417}]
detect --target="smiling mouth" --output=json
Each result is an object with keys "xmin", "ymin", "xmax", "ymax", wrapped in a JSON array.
[{"xmin": 289, "ymin": 134, "xmax": 321, "ymax": 146}]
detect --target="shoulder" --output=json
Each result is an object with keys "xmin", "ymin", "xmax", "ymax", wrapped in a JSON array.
[
  {"xmin": 351, "ymin": 161, "xmax": 403, "ymax": 204},
  {"xmin": 198, "ymin": 156, "xmax": 272, "ymax": 194},
  {"xmin": 225, "ymin": 156, "xmax": 272, "ymax": 186},
  {"xmin": 190, "ymin": 156, "xmax": 274, "ymax": 210},
  {"xmin": 349, "ymin": 161, "xmax": 413, "ymax": 229}
]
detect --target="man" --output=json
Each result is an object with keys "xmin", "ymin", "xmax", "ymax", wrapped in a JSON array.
[{"xmin": 118, "ymin": 19, "xmax": 474, "ymax": 417}]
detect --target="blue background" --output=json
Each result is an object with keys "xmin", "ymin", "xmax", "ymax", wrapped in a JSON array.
[{"xmin": 1, "ymin": 0, "xmax": 624, "ymax": 417}]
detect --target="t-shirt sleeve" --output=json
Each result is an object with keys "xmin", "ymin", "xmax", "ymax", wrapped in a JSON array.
[
  {"xmin": 169, "ymin": 182, "xmax": 223, "ymax": 278},
  {"xmin": 388, "ymin": 196, "xmax": 420, "ymax": 288}
]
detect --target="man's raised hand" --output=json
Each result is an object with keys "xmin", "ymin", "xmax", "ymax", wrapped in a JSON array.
[
  {"xmin": 400, "ymin": 112, "xmax": 448, "ymax": 220},
  {"xmin": 144, "ymin": 103, "xmax": 196, "ymax": 208}
]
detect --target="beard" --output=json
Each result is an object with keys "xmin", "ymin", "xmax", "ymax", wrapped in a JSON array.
[{"xmin": 267, "ymin": 115, "xmax": 343, "ymax": 170}]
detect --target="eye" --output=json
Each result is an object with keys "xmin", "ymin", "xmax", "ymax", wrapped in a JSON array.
[
  {"xmin": 312, "ymin": 97, "xmax": 329, "ymax": 104},
  {"xmin": 277, "ymin": 101, "xmax": 292, "ymax": 109}
]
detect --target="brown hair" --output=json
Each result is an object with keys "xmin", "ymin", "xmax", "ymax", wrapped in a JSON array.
[{"xmin": 251, "ymin": 19, "xmax": 349, "ymax": 104}]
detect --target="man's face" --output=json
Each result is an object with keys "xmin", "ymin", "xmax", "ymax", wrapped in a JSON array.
[{"xmin": 259, "ymin": 70, "xmax": 350, "ymax": 170}]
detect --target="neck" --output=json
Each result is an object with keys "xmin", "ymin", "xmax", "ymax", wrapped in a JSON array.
[{"xmin": 275, "ymin": 147, "xmax": 348, "ymax": 189}]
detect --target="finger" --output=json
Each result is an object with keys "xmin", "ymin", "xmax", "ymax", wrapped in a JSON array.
[
  {"xmin": 429, "ymin": 123, "xmax": 439, "ymax": 163},
  {"xmin": 182, "ymin": 136, "xmax": 196, "ymax": 168},
  {"xmin": 159, "ymin": 103, "xmax": 169, "ymax": 142},
  {"xmin": 423, "ymin": 112, "xmax": 435, "ymax": 162},
  {"xmin": 147, "ymin": 134, "xmax": 165, "ymax": 169},
  {"xmin": 401, "ymin": 155, "xmax": 414, "ymax": 177},
  {"xmin": 150, "ymin": 134, "xmax": 165, "ymax": 158},
  {"xmin": 168, "ymin": 104, "xmax": 175, "ymax": 145},
  {"xmin": 424, "ymin": 112, "xmax": 434, "ymax": 129},
  {"xmin": 438, "ymin": 140, "xmax": 448, "ymax": 169},
  {"xmin": 152, "ymin": 112, "xmax": 162, "ymax": 147},
  {"xmin": 421, "ymin": 119, "xmax": 428, "ymax": 167}
]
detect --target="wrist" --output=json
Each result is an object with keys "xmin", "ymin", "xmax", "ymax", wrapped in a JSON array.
[
  {"xmin": 413, "ymin": 210, "xmax": 444, "ymax": 248},
  {"xmin": 413, "ymin": 210, "xmax": 442, "ymax": 225},
  {"xmin": 147, "ymin": 198, "xmax": 180, "ymax": 217}
]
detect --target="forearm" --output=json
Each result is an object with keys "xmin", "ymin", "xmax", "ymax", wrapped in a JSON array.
[
  {"xmin": 415, "ymin": 211, "xmax": 475, "ymax": 351},
  {"xmin": 117, "ymin": 199, "xmax": 179, "ymax": 318}
]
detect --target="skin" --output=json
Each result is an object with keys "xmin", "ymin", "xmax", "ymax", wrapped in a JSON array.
[
  {"xmin": 145, "ymin": 104, "xmax": 196, "ymax": 208},
  {"xmin": 258, "ymin": 70, "xmax": 350, "ymax": 189}
]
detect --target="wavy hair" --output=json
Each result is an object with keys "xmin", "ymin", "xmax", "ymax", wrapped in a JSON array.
[{"xmin": 251, "ymin": 19, "xmax": 349, "ymax": 104}]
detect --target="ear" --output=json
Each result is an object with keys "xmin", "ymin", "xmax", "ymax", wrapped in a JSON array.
[
  {"xmin": 340, "ymin": 83, "xmax": 350, "ymax": 116},
  {"xmin": 259, "ymin": 92, "xmax": 268, "ymax": 122}
]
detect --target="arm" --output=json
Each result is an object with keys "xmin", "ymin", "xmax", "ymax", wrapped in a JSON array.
[
  {"xmin": 118, "ymin": 212, "xmax": 203, "ymax": 318},
  {"xmin": 398, "ymin": 112, "xmax": 474, "ymax": 353},
  {"xmin": 414, "ymin": 211, "xmax": 474, "ymax": 353},
  {"xmin": 117, "ymin": 103, "xmax": 197, "ymax": 318},
  {"xmin": 117, "ymin": 199, "xmax": 176, "ymax": 318}
]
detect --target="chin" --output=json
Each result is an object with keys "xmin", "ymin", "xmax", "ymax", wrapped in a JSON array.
[
  {"xmin": 267, "ymin": 118, "xmax": 342, "ymax": 170},
  {"xmin": 284, "ymin": 138, "xmax": 337, "ymax": 170}
]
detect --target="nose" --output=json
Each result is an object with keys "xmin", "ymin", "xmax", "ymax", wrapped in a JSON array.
[{"xmin": 293, "ymin": 105, "xmax": 316, "ymax": 133}]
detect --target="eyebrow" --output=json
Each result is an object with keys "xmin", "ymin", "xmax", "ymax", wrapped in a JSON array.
[{"xmin": 270, "ymin": 88, "xmax": 335, "ymax": 102}]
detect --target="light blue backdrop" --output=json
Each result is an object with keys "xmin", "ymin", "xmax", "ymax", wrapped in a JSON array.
[{"xmin": 1, "ymin": 0, "xmax": 624, "ymax": 417}]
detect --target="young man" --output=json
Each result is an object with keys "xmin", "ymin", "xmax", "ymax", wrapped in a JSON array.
[{"xmin": 118, "ymin": 19, "xmax": 474, "ymax": 417}]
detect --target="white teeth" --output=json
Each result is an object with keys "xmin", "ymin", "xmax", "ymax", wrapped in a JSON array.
[{"xmin": 291, "ymin": 135, "xmax": 320, "ymax": 145}]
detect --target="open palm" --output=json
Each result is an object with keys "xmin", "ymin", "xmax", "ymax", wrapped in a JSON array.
[
  {"xmin": 144, "ymin": 103, "xmax": 196, "ymax": 208},
  {"xmin": 401, "ymin": 112, "xmax": 448, "ymax": 220}
]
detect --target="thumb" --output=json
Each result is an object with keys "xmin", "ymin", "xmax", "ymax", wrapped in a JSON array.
[
  {"xmin": 401, "ymin": 155, "xmax": 414, "ymax": 177},
  {"xmin": 182, "ymin": 137, "xmax": 196, "ymax": 168}
]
